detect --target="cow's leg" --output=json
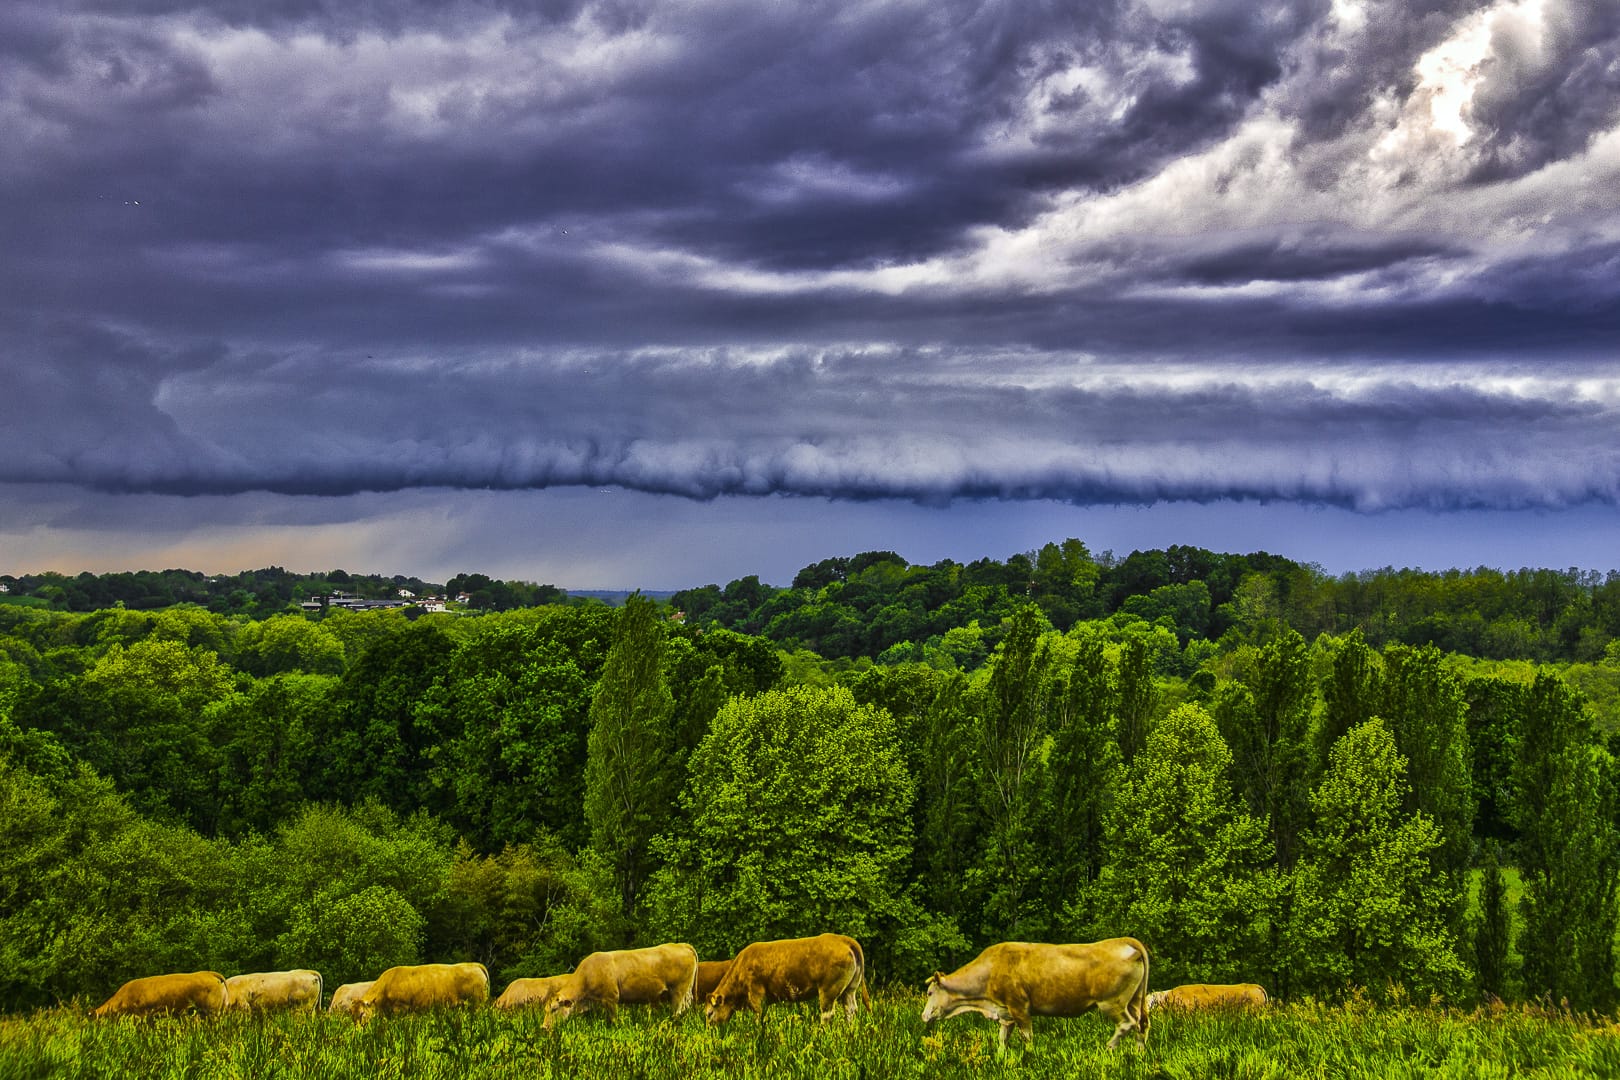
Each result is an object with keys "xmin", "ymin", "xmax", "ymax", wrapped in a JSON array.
[{"xmin": 1100, "ymin": 1001, "xmax": 1139, "ymax": 1050}]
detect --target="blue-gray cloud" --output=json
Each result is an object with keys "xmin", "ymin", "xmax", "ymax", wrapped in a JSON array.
[{"xmin": 2, "ymin": 0, "xmax": 1618, "ymax": 522}]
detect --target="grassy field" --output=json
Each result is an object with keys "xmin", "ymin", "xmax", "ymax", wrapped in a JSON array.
[{"xmin": 3, "ymin": 992, "xmax": 1618, "ymax": 1080}]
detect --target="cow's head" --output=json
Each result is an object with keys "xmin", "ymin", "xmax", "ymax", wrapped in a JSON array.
[
  {"xmin": 704, "ymin": 990, "xmax": 735, "ymax": 1025},
  {"xmin": 350, "ymin": 996, "xmax": 379, "ymax": 1024},
  {"xmin": 920, "ymin": 972, "xmax": 948, "ymax": 1024}
]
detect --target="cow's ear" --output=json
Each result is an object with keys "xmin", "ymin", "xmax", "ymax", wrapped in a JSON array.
[{"xmin": 926, "ymin": 972, "xmax": 942, "ymax": 987}]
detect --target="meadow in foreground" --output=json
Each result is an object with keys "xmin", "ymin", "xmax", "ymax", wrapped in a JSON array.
[{"xmin": 3, "ymin": 992, "xmax": 1618, "ymax": 1080}]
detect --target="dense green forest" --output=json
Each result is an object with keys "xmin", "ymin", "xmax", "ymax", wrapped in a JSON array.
[{"xmin": 2, "ymin": 539, "xmax": 1618, "ymax": 1018}]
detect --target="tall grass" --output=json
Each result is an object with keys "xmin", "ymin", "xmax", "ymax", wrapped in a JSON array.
[{"xmin": 2, "ymin": 992, "xmax": 1615, "ymax": 1080}]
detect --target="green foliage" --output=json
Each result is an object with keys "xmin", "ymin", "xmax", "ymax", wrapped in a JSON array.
[
  {"xmin": 436, "ymin": 837, "xmax": 621, "ymax": 980},
  {"xmin": 975, "ymin": 606, "xmax": 1055, "ymax": 936},
  {"xmin": 1472, "ymin": 840, "xmax": 1513, "ymax": 1000},
  {"xmin": 585, "ymin": 594, "xmax": 677, "ymax": 920},
  {"xmin": 645, "ymin": 684, "xmax": 959, "ymax": 982},
  {"xmin": 1034, "ymin": 624, "xmax": 1121, "ymax": 916},
  {"xmin": 207, "ymin": 673, "xmax": 331, "ymax": 838},
  {"xmin": 1214, "ymin": 628, "xmax": 1313, "ymax": 868},
  {"xmin": 1381, "ymin": 646, "xmax": 1474, "ymax": 895},
  {"xmin": 1286, "ymin": 718, "xmax": 1471, "ymax": 1001},
  {"xmin": 277, "ymin": 884, "xmax": 426, "ymax": 988},
  {"xmin": 313, "ymin": 621, "xmax": 455, "ymax": 813},
  {"xmin": 417, "ymin": 625, "xmax": 592, "ymax": 849},
  {"xmin": 1085, "ymin": 703, "xmax": 1277, "ymax": 986},
  {"xmin": 1516, "ymin": 743, "xmax": 1619, "ymax": 1011},
  {"xmin": 0, "ymin": 759, "xmax": 247, "ymax": 1008}
]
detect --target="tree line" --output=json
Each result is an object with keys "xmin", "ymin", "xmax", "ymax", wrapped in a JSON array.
[{"xmin": 1, "ymin": 542, "xmax": 1618, "ymax": 1015}]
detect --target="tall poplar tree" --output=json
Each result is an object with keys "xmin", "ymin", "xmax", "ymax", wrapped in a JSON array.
[
  {"xmin": 977, "ymin": 604, "xmax": 1053, "ymax": 936},
  {"xmin": 1381, "ymin": 645, "xmax": 1474, "ymax": 900},
  {"xmin": 1037, "ymin": 624, "xmax": 1121, "ymax": 918},
  {"xmin": 1316, "ymin": 628, "xmax": 1382, "ymax": 778},
  {"xmin": 1513, "ymin": 673, "xmax": 1619, "ymax": 1011},
  {"xmin": 584, "ymin": 594, "xmax": 675, "ymax": 920}
]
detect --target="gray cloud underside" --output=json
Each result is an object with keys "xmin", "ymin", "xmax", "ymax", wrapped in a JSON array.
[{"xmin": 3, "ymin": 1, "xmax": 1619, "ymax": 513}]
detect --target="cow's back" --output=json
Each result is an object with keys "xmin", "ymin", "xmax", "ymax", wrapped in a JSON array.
[
  {"xmin": 494, "ymin": 975, "xmax": 569, "ymax": 1011},
  {"xmin": 984, "ymin": 940, "xmax": 1147, "ymax": 1015},
  {"xmin": 725, "ymin": 934, "xmax": 861, "ymax": 1004},
  {"xmin": 363, "ymin": 962, "xmax": 489, "ymax": 1016},
  {"xmin": 93, "ymin": 972, "xmax": 229, "ymax": 1018},
  {"xmin": 226, "ymin": 970, "xmax": 323, "ymax": 1012},
  {"xmin": 1157, "ymin": 982, "xmax": 1268, "ymax": 1011}
]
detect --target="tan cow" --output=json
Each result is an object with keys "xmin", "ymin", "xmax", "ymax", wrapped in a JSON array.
[
  {"xmin": 224, "ymin": 970, "xmax": 323, "ymax": 1013},
  {"xmin": 351, "ymin": 962, "xmax": 490, "ymax": 1021},
  {"xmin": 92, "ymin": 971, "xmax": 229, "ymax": 1019},
  {"xmin": 694, "ymin": 959, "xmax": 732, "ymax": 1004},
  {"xmin": 328, "ymin": 980, "xmax": 375, "ymax": 1017},
  {"xmin": 921, "ymin": 938, "xmax": 1150, "ymax": 1050},
  {"xmin": 1146, "ymin": 982, "xmax": 1268, "ymax": 1014},
  {"xmin": 704, "ymin": 934, "xmax": 869, "ymax": 1024},
  {"xmin": 493, "ymin": 974, "xmax": 571, "ymax": 1012},
  {"xmin": 544, "ymin": 943, "xmax": 698, "ymax": 1029}
]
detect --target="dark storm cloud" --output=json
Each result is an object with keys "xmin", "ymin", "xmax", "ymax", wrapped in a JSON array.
[
  {"xmin": 1466, "ymin": 1, "xmax": 1620, "ymax": 181},
  {"xmin": 3, "ymin": 0, "xmax": 1618, "ymax": 523}
]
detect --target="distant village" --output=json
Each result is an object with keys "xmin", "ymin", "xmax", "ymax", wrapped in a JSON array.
[{"xmin": 297, "ymin": 589, "xmax": 459, "ymax": 614}]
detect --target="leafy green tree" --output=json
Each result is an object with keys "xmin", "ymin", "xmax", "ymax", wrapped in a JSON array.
[
  {"xmin": 1472, "ymin": 839, "xmax": 1513, "ymax": 1001},
  {"xmin": 976, "ymin": 605, "xmax": 1054, "ymax": 936},
  {"xmin": 907, "ymin": 673, "xmax": 986, "ymax": 942},
  {"xmin": 236, "ymin": 614, "xmax": 345, "ymax": 676},
  {"xmin": 645, "ymin": 684, "xmax": 961, "ymax": 981},
  {"xmin": 1085, "ymin": 704, "xmax": 1276, "ymax": 986},
  {"xmin": 585, "ymin": 594, "xmax": 677, "ymax": 920},
  {"xmin": 434, "ymin": 835, "xmax": 620, "ymax": 980},
  {"xmin": 207, "ymin": 673, "xmax": 332, "ymax": 837},
  {"xmin": 1286, "ymin": 718, "xmax": 1470, "ymax": 1001},
  {"xmin": 1215, "ymin": 628, "xmax": 1314, "ymax": 868},
  {"xmin": 0, "ymin": 758, "xmax": 249, "ymax": 1009},
  {"xmin": 1115, "ymin": 634, "xmax": 1157, "ymax": 765},
  {"xmin": 1381, "ymin": 645, "xmax": 1474, "ymax": 899},
  {"xmin": 312, "ymin": 621, "xmax": 454, "ymax": 812},
  {"xmin": 276, "ymin": 884, "xmax": 425, "ymax": 988},
  {"xmin": 1316, "ymin": 629, "xmax": 1382, "ymax": 777},
  {"xmin": 1035, "ymin": 624, "xmax": 1121, "ymax": 918},
  {"xmin": 416, "ymin": 625, "xmax": 591, "ymax": 849},
  {"xmin": 18, "ymin": 639, "xmax": 238, "ymax": 830},
  {"xmin": 1512, "ymin": 674, "xmax": 1619, "ymax": 1010}
]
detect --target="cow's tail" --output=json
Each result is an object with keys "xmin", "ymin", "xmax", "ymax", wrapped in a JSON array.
[
  {"xmin": 677, "ymin": 945, "xmax": 698, "ymax": 1015},
  {"xmin": 1132, "ymin": 941, "xmax": 1151, "ymax": 1045},
  {"xmin": 851, "ymin": 939, "xmax": 871, "ymax": 1012},
  {"xmin": 314, "ymin": 970, "xmax": 325, "ymax": 1013}
]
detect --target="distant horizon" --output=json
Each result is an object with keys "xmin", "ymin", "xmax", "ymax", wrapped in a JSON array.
[{"xmin": 6, "ymin": 493, "xmax": 1617, "ymax": 594}]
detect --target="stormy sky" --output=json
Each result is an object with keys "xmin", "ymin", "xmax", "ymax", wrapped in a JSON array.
[{"xmin": 3, "ymin": 0, "xmax": 1618, "ymax": 587}]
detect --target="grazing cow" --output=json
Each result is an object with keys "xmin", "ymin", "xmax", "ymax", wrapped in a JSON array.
[
  {"xmin": 92, "ymin": 971, "xmax": 229, "ymax": 1019},
  {"xmin": 694, "ymin": 959, "xmax": 732, "ymax": 1004},
  {"xmin": 1146, "ymin": 983, "xmax": 1268, "ymax": 1014},
  {"xmin": 545, "ymin": 943, "xmax": 698, "ymax": 1029},
  {"xmin": 352, "ymin": 962, "xmax": 490, "ymax": 1021},
  {"xmin": 328, "ymin": 981, "xmax": 374, "ymax": 1017},
  {"xmin": 493, "ymin": 974, "xmax": 571, "ymax": 1012},
  {"xmin": 224, "ymin": 970, "xmax": 323, "ymax": 1013},
  {"xmin": 921, "ymin": 938, "xmax": 1150, "ymax": 1050},
  {"xmin": 704, "ymin": 934, "xmax": 869, "ymax": 1024}
]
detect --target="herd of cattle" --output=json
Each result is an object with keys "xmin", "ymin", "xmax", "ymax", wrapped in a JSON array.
[{"xmin": 88, "ymin": 934, "xmax": 1268, "ymax": 1049}]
